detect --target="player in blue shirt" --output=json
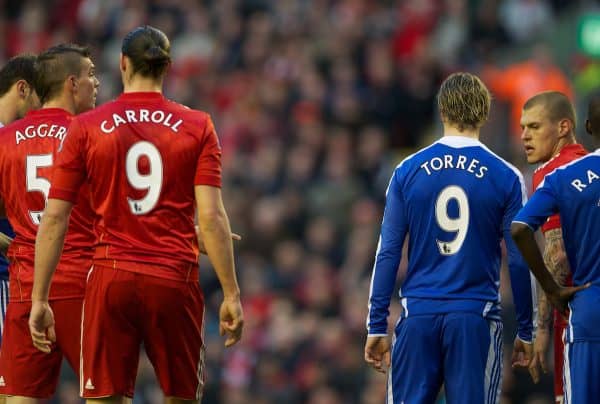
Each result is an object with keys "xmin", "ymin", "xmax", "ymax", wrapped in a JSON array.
[
  {"xmin": 365, "ymin": 72, "xmax": 535, "ymax": 404},
  {"xmin": 511, "ymin": 96, "xmax": 600, "ymax": 404},
  {"xmin": 0, "ymin": 54, "xmax": 39, "ymax": 343}
]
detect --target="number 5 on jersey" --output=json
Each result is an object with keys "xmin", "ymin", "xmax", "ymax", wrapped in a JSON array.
[
  {"xmin": 26, "ymin": 154, "xmax": 53, "ymax": 225},
  {"xmin": 435, "ymin": 185, "xmax": 469, "ymax": 255},
  {"xmin": 126, "ymin": 141, "xmax": 163, "ymax": 215}
]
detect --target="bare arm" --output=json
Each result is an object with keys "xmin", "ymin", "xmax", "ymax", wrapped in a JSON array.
[
  {"xmin": 195, "ymin": 185, "xmax": 243, "ymax": 346},
  {"xmin": 536, "ymin": 228, "xmax": 571, "ymax": 330},
  {"xmin": 31, "ymin": 199, "xmax": 73, "ymax": 301}
]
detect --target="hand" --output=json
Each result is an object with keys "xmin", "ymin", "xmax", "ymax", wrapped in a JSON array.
[
  {"xmin": 364, "ymin": 336, "xmax": 391, "ymax": 373},
  {"xmin": 196, "ymin": 225, "xmax": 242, "ymax": 255},
  {"xmin": 528, "ymin": 328, "xmax": 550, "ymax": 383},
  {"xmin": 547, "ymin": 283, "xmax": 590, "ymax": 315},
  {"xmin": 219, "ymin": 296, "xmax": 244, "ymax": 347},
  {"xmin": 511, "ymin": 337, "xmax": 533, "ymax": 370},
  {"xmin": 28, "ymin": 300, "xmax": 56, "ymax": 353}
]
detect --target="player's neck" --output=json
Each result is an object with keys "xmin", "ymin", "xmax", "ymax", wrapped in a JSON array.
[
  {"xmin": 442, "ymin": 124, "xmax": 480, "ymax": 140},
  {"xmin": 43, "ymin": 96, "xmax": 76, "ymax": 115},
  {"xmin": 123, "ymin": 76, "xmax": 163, "ymax": 94},
  {"xmin": 552, "ymin": 134, "xmax": 577, "ymax": 156},
  {"xmin": 0, "ymin": 94, "xmax": 19, "ymax": 125}
]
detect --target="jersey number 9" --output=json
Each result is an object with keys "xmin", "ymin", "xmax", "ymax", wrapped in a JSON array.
[
  {"xmin": 126, "ymin": 141, "xmax": 163, "ymax": 215},
  {"xmin": 435, "ymin": 185, "xmax": 469, "ymax": 256}
]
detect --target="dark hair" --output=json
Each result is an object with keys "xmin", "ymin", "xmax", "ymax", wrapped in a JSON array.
[
  {"xmin": 0, "ymin": 54, "xmax": 37, "ymax": 97},
  {"xmin": 35, "ymin": 43, "xmax": 91, "ymax": 104},
  {"xmin": 121, "ymin": 25, "xmax": 171, "ymax": 79},
  {"xmin": 523, "ymin": 91, "xmax": 576, "ymax": 129},
  {"xmin": 586, "ymin": 94, "xmax": 600, "ymax": 137}
]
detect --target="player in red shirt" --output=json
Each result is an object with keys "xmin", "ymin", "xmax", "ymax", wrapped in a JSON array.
[
  {"xmin": 0, "ymin": 44, "xmax": 99, "ymax": 401},
  {"xmin": 520, "ymin": 91, "xmax": 587, "ymax": 403},
  {"xmin": 30, "ymin": 26, "xmax": 243, "ymax": 402}
]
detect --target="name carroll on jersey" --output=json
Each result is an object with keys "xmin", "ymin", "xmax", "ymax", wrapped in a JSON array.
[
  {"xmin": 100, "ymin": 109, "xmax": 184, "ymax": 134},
  {"xmin": 419, "ymin": 154, "xmax": 488, "ymax": 178}
]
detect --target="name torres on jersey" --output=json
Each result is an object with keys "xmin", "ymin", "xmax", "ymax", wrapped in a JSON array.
[
  {"xmin": 100, "ymin": 109, "xmax": 183, "ymax": 134},
  {"xmin": 420, "ymin": 154, "xmax": 488, "ymax": 178}
]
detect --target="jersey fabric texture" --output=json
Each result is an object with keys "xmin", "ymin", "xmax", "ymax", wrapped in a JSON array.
[
  {"xmin": 50, "ymin": 92, "xmax": 221, "ymax": 282},
  {"xmin": 531, "ymin": 143, "xmax": 587, "ymax": 402},
  {"xmin": 367, "ymin": 136, "xmax": 534, "ymax": 404},
  {"xmin": 0, "ymin": 108, "xmax": 95, "ymax": 301}
]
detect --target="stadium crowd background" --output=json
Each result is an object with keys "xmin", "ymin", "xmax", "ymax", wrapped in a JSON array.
[{"xmin": 1, "ymin": 0, "xmax": 600, "ymax": 403}]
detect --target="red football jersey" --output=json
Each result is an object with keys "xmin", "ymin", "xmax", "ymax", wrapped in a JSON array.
[
  {"xmin": 532, "ymin": 143, "xmax": 588, "ymax": 233},
  {"xmin": 0, "ymin": 108, "xmax": 95, "ymax": 301},
  {"xmin": 50, "ymin": 92, "xmax": 222, "ymax": 281}
]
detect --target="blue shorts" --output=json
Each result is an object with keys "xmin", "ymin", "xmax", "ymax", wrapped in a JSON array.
[
  {"xmin": 564, "ymin": 341, "xmax": 600, "ymax": 404},
  {"xmin": 387, "ymin": 313, "xmax": 503, "ymax": 404}
]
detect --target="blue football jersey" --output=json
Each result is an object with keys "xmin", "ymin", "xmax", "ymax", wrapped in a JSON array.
[
  {"xmin": 367, "ymin": 136, "xmax": 534, "ymax": 341},
  {"xmin": 0, "ymin": 218, "xmax": 13, "ymax": 280},
  {"xmin": 514, "ymin": 149, "xmax": 600, "ymax": 342}
]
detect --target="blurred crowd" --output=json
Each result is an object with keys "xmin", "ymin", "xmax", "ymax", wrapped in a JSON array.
[{"xmin": 2, "ymin": 0, "xmax": 600, "ymax": 403}]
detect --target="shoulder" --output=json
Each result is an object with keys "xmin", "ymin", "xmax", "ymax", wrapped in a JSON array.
[{"xmin": 479, "ymin": 143, "xmax": 524, "ymax": 181}]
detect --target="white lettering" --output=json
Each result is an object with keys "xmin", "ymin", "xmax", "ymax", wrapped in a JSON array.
[
  {"xmin": 420, "ymin": 162, "xmax": 432, "ymax": 175},
  {"xmin": 101, "ymin": 120, "xmax": 114, "ymax": 134},
  {"xmin": 476, "ymin": 166, "xmax": 488, "ymax": 179},
  {"xmin": 587, "ymin": 169, "xmax": 599, "ymax": 183},
  {"xmin": 151, "ymin": 110, "xmax": 165, "ymax": 123},
  {"xmin": 456, "ymin": 155, "xmax": 467, "ymax": 170},
  {"xmin": 163, "ymin": 113, "xmax": 173, "ymax": 127},
  {"xmin": 467, "ymin": 159, "xmax": 479, "ymax": 174},
  {"xmin": 430, "ymin": 157, "xmax": 443, "ymax": 171},
  {"xmin": 125, "ymin": 110, "xmax": 138, "ymax": 123},
  {"xmin": 37, "ymin": 124, "xmax": 48, "ymax": 137},
  {"xmin": 571, "ymin": 179, "xmax": 586, "ymax": 192},
  {"xmin": 113, "ymin": 113, "xmax": 127, "ymax": 127},
  {"xmin": 15, "ymin": 130, "xmax": 25, "ymax": 144},
  {"xmin": 444, "ymin": 154, "xmax": 454, "ymax": 168},
  {"xmin": 55, "ymin": 126, "xmax": 67, "ymax": 141},
  {"xmin": 171, "ymin": 119, "xmax": 183, "ymax": 132},
  {"xmin": 139, "ymin": 109, "xmax": 150, "ymax": 122}
]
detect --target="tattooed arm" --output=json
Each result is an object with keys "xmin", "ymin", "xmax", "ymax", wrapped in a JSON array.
[
  {"xmin": 537, "ymin": 228, "xmax": 571, "ymax": 330},
  {"xmin": 528, "ymin": 227, "xmax": 571, "ymax": 382}
]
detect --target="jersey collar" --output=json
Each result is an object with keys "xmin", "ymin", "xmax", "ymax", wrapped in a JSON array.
[
  {"xmin": 436, "ymin": 135, "xmax": 482, "ymax": 148},
  {"xmin": 25, "ymin": 108, "xmax": 73, "ymax": 118},
  {"xmin": 117, "ymin": 92, "xmax": 164, "ymax": 102}
]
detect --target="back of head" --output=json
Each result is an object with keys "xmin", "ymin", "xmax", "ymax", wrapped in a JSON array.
[
  {"xmin": 121, "ymin": 25, "xmax": 171, "ymax": 79},
  {"xmin": 0, "ymin": 54, "xmax": 37, "ymax": 98},
  {"xmin": 523, "ymin": 91, "xmax": 576, "ymax": 129},
  {"xmin": 437, "ymin": 72, "xmax": 491, "ymax": 131},
  {"xmin": 35, "ymin": 43, "xmax": 91, "ymax": 105}
]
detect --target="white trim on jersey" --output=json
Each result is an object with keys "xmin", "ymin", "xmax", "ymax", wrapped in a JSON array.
[
  {"xmin": 0, "ymin": 278, "xmax": 8, "ymax": 341},
  {"xmin": 196, "ymin": 307, "xmax": 206, "ymax": 400},
  {"xmin": 80, "ymin": 266, "xmax": 94, "ymax": 397},
  {"xmin": 538, "ymin": 150, "xmax": 600, "ymax": 188}
]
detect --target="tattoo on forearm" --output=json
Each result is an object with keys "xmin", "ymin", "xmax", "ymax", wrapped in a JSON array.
[{"xmin": 537, "ymin": 228, "xmax": 571, "ymax": 329}]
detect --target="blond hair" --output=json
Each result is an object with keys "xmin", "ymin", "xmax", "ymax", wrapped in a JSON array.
[{"xmin": 437, "ymin": 72, "xmax": 491, "ymax": 131}]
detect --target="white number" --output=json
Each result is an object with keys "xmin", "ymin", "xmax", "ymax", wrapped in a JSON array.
[
  {"xmin": 435, "ymin": 185, "xmax": 469, "ymax": 255},
  {"xmin": 26, "ymin": 154, "xmax": 53, "ymax": 225},
  {"xmin": 126, "ymin": 141, "xmax": 163, "ymax": 215}
]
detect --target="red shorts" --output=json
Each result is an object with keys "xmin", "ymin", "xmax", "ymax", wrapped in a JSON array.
[
  {"xmin": 0, "ymin": 298, "xmax": 83, "ymax": 398},
  {"xmin": 81, "ymin": 265, "xmax": 205, "ymax": 399}
]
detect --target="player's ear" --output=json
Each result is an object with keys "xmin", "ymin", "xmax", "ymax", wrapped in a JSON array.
[
  {"xmin": 16, "ymin": 79, "xmax": 29, "ymax": 99},
  {"xmin": 586, "ymin": 119, "xmax": 593, "ymax": 135},
  {"xmin": 119, "ymin": 53, "xmax": 126, "ymax": 73},
  {"xmin": 557, "ymin": 118, "xmax": 571, "ymax": 138}
]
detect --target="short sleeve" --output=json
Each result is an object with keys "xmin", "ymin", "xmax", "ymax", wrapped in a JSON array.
[
  {"xmin": 513, "ymin": 176, "xmax": 560, "ymax": 232},
  {"xmin": 194, "ymin": 115, "xmax": 222, "ymax": 187},
  {"xmin": 49, "ymin": 117, "xmax": 87, "ymax": 202}
]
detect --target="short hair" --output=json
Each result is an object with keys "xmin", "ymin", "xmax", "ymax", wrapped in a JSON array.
[
  {"xmin": 0, "ymin": 54, "xmax": 37, "ymax": 97},
  {"xmin": 587, "ymin": 94, "xmax": 600, "ymax": 136},
  {"xmin": 121, "ymin": 25, "xmax": 171, "ymax": 79},
  {"xmin": 35, "ymin": 44, "xmax": 91, "ymax": 105},
  {"xmin": 523, "ymin": 91, "xmax": 576, "ymax": 128},
  {"xmin": 437, "ymin": 72, "xmax": 491, "ymax": 131}
]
